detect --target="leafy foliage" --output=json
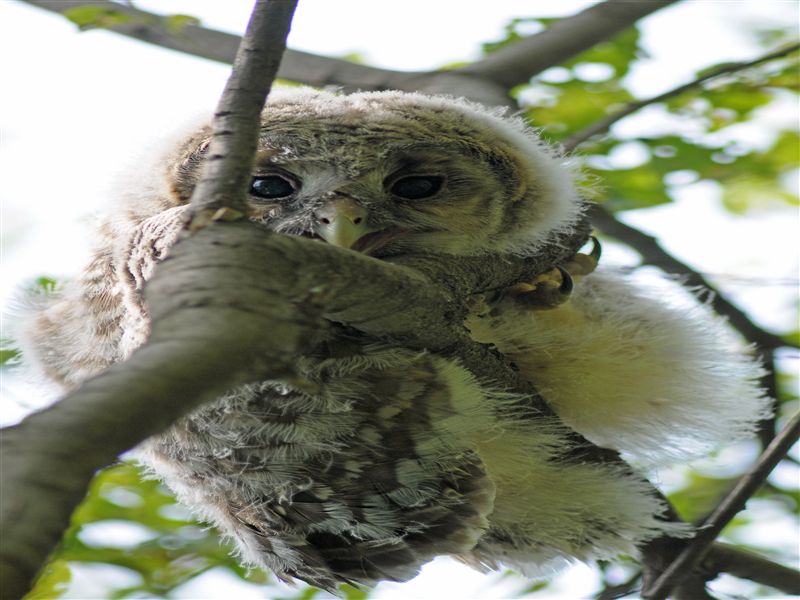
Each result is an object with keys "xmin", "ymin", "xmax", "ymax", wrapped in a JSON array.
[{"xmin": 27, "ymin": 462, "xmax": 274, "ymax": 599}]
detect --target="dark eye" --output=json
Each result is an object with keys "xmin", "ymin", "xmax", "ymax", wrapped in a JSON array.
[
  {"xmin": 390, "ymin": 176, "xmax": 443, "ymax": 200},
  {"xmin": 250, "ymin": 175, "xmax": 296, "ymax": 199}
]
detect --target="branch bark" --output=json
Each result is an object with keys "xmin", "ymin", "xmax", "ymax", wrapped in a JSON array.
[
  {"xmin": 456, "ymin": 0, "xmax": 678, "ymax": 88},
  {"xmin": 644, "ymin": 411, "xmax": 800, "ymax": 599},
  {"xmin": 19, "ymin": 0, "xmax": 676, "ymax": 107},
  {"xmin": 0, "ymin": 0, "xmax": 298, "ymax": 596},
  {"xmin": 187, "ymin": 0, "xmax": 296, "ymax": 217}
]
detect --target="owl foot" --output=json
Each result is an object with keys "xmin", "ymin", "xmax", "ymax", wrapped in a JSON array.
[
  {"xmin": 504, "ymin": 237, "xmax": 601, "ymax": 310},
  {"xmin": 561, "ymin": 236, "xmax": 602, "ymax": 279}
]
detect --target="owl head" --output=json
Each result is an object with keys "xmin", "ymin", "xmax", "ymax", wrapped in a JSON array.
[{"xmin": 160, "ymin": 89, "xmax": 582, "ymax": 257}]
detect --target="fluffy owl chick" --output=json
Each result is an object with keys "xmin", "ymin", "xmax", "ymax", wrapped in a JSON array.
[{"xmin": 20, "ymin": 88, "xmax": 768, "ymax": 591}]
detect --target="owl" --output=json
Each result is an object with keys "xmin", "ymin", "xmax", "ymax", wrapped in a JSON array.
[{"xmin": 19, "ymin": 89, "xmax": 769, "ymax": 592}]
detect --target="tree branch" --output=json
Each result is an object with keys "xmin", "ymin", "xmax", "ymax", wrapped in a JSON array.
[
  {"xmin": 0, "ymin": 0, "xmax": 297, "ymax": 596},
  {"xmin": 18, "ymin": 0, "xmax": 414, "ymax": 93},
  {"xmin": 187, "ymin": 0, "xmax": 297, "ymax": 217},
  {"xmin": 644, "ymin": 411, "xmax": 800, "ymax": 600},
  {"xmin": 703, "ymin": 543, "xmax": 800, "ymax": 596},
  {"xmin": 596, "ymin": 542, "xmax": 800, "ymax": 599},
  {"xmin": 563, "ymin": 42, "xmax": 800, "ymax": 151},
  {"xmin": 456, "ymin": 0, "xmax": 678, "ymax": 88},
  {"xmin": 19, "ymin": 0, "xmax": 680, "ymax": 108}
]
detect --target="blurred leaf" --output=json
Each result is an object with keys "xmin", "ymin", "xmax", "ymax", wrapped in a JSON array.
[
  {"xmin": 669, "ymin": 474, "xmax": 737, "ymax": 522},
  {"xmin": 35, "ymin": 276, "xmax": 58, "ymax": 294},
  {"xmin": 0, "ymin": 347, "xmax": 20, "ymax": 367},
  {"xmin": 721, "ymin": 175, "xmax": 798, "ymax": 214},
  {"xmin": 340, "ymin": 584, "xmax": 369, "ymax": 600},
  {"xmin": 62, "ymin": 6, "xmax": 132, "ymax": 30},
  {"xmin": 28, "ymin": 462, "xmax": 279, "ymax": 598},
  {"xmin": 23, "ymin": 560, "xmax": 71, "ymax": 600},
  {"xmin": 482, "ymin": 17, "xmax": 554, "ymax": 55},
  {"xmin": 560, "ymin": 27, "xmax": 642, "ymax": 78},
  {"xmin": 524, "ymin": 80, "xmax": 634, "ymax": 140},
  {"xmin": 591, "ymin": 164, "xmax": 670, "ymax": 211},
  {"xmin": 163, "ymin": 14, "xmax": 201, "ymax": 33},
  {"xmin": 782, "ymin": 330, "xmax": 800, "ymax": 347}
]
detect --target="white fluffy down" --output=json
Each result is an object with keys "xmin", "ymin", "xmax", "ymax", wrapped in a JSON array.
[{"xmin": 467, "ymin": 269, "xmax": 771, "ymax": 465}]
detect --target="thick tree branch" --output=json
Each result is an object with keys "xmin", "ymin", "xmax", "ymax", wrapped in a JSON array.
[
  {"xmin": 563, "ymin": 42, "xmax": 800, "ymax": 151},
  {"xmin": 18, "ymin": 0, "xmax": 413, "ymax": 93},
  {"xmin": 456, "ymin": 0, "xmax": 678, "ymax": 88},
  {"xmin": 19, "ymin": 0, "xmax": 677, "ymax": 108},
  {"xmin": 0, "ymin": 1, "xmax": 298, "ymax": 596},
  {"xmin": 644, "ymin": 411, "xmax": 800, "ymax": 600}
]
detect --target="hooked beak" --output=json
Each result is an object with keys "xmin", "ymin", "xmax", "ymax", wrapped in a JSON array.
[{"xmin": 313, "ymin": 197, "xmax": 376, "ymax": 249}]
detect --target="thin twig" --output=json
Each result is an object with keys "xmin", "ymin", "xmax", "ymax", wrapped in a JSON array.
[
  {"xmin": 563, "ymin": 42, "xmax": 800, "ymax": 151},
  {"xmin": 703, "ymin": 543, "xmax": 800, "ymax": 595},
  {"xmin": 644, "ymin": 411, "xmax": 800, "ymax": 600},
  {"xmin": 595, "ymin": 572, "xmax": 641, "ymax": 600},
  {"xmin": 187, "ymin": 0, "xmax": 298, "ymax": 218}
]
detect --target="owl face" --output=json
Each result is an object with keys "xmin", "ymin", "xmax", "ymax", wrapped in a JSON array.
[{"xmin": 167, "ymin": 89, "xmax": 582, "ymax": 257}]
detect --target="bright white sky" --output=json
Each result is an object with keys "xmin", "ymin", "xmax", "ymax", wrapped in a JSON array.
[{"xmin": 1, "ymin": 1, "xmax": 798, "ymax": 598}]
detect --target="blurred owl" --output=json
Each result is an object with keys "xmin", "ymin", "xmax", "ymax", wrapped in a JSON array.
[{"xmin": 19, "ymin": 89, "xmax": 769, "ymax": 592}]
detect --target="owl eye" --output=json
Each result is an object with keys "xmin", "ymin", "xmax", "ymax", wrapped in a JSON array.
[
  {"xmin": 250, "ymin": 175, "xmax": 297, "ymax": 199},
  {"xmin": 390, "ymin": 176, "xmax": 443, "ymax": 200}
]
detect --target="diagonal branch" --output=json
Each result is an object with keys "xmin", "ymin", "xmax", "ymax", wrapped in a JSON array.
[
  {"xmin": 563, "ymin": 42, "xmax": 800, "ymax": 151},
  {"xmin": 456, "ymin": 0, "xmax": 679, "ymax": 88},
  {"xmin": 187, "ymin": 0, "xmax": 297, "ymax": 217},
  {"xmin": 19, "ymin": 0, "xmax": 680, "ymax": 107},
  {"xmin": 0, "ymin": 1, "xmax": 297, "ymax": 596},
  {"xmin": 644, "ymin": 411, "xmax": 800, "ymax": 600},
  {"xmin": 18, "ymin": 0, "xmax": 413, "ymax": 92}
]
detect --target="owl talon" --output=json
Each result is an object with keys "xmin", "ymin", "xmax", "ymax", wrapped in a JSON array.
[
  {"xmin": 557, "ymin": 266, "xmax": 573, "ymax": 296},
  {"xmin": 562, "ymin": 236, "xmax": 601, "ymax": 278},
  {"xmin": 505, "ymin": 266, "xmax": 573, "ymax": 309}
]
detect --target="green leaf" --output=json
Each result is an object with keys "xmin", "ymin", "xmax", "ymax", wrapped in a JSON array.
[
  {"xmin": 339, "ymin": 584, "xmax": 369, "ymax": 600},
  {"xmin": 62, "ymin": 6, "xmax": 131, "ymax": 31},
  {"xmin": 163, "ymin": 14, "xmax": 202, "ymax": 33},
  {"xmin": 524, "ymin": 79, "xmax": 634, "ymax": 140},
  {"xmin": 23, "ymin": 560, "xmax": 72, "ymax": 600},
  {"xmin": 782, "ymin": 330, "xmax": 800, "ymax": 347},
  {"xmin": 35, "ymin": 276, "xmax": 58, "ymax": 294},
  {"xmin": 721, "ymin": 175, "xmax": 798, "ymax": 214},
  {"xmin": 0, "ymin": 347, "xmax": 20, "ymax": 366}
]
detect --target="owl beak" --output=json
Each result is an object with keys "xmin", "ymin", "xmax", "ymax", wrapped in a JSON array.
[{"xmin": 313, "ymin": 197, "xmax": 375, "ymax": 249}]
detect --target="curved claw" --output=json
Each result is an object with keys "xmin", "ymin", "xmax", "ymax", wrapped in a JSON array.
[
  {"xmin": 504, "ymin": 267, "xmax": 573, "ymax": 310},
  {"xmin": 557, "ymin": 266, "xmax": 574, "ymax": 297},
  {"xmin": 588, "ymin": 236, "xmax": 602, "ymax": 262},
  {"xmin": 562, "ymin": 236, "xmax": 602, "ymax": 278}
]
